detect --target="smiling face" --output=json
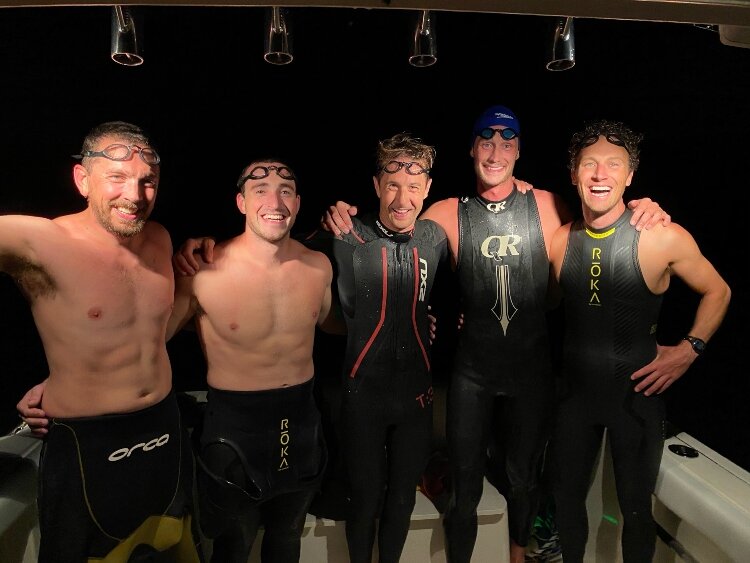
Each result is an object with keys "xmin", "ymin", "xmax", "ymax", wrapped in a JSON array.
[
  {"xmin": 471, "ymin": 126, "xmax": 519, "ymax": 190},
  {"xmin": 236, "ymin": 161, "xmax": 300, "ymax": 243},
  {"xmin": 572, "ymin": 136, "xmax": 634, "ymax": 225},
  {"xmin": 74, "ymin": 135, "xmax": 160, "ymax": 238},
  {"xmin": 373, "ymin": 156, "xmax": 432, "ymax": 233}
]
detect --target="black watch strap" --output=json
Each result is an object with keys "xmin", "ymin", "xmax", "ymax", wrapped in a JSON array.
[{"xmin": 683, "ymin": 335, "xmax": 706, "ymax": 355}]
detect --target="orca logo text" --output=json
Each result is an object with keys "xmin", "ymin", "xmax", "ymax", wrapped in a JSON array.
[{"xmin": 108, "ymin": 433, "xmax": 170, "ymax": 462}]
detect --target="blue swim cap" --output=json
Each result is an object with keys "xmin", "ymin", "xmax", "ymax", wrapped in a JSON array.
[{"xmin": 472, "ymin": 105, "xmax": 521, "ymax": 140}]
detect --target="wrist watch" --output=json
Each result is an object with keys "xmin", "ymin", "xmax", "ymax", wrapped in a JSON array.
[{"xmin": 683, "ymin": 335, "xmax": 706, "ymax": 355}]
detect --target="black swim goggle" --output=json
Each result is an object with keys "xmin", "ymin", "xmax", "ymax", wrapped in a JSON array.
[{"xmin": 477, "ymin": 127, "xmax": 519, "ymax": 141}]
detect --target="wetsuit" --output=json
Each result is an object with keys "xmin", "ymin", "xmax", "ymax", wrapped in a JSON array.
[
  {"xmin": 196, "ymin": 378, "xmax": 326, "ymax": 563},
  {"xmin": 553, "ymin": 209, "xmax": 664, "ymax": 563},
  {"xmin": 310, "ymin": 214, "xmax": 448, "ymax": 563},
  {"xmin": 38, "ymin": 390, "xmax": 200, "ymax": 563},
  {"xmin": 444, "ymin": 188, "xmax": 555, "ymax": 560}
]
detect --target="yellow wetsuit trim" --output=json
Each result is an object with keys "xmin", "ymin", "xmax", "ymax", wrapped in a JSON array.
[
  {"xmin": 88, "ymin": 514, "xmax": 201, "ymax": 563},
  {"xmin": 584, "ymin": 226, "xmax": 616, "ymax": 239}
]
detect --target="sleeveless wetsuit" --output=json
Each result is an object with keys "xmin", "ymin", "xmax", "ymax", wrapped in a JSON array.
[
  {"xmin": 196, "ymin": 378, "xmax": 326, "ymax": 563},
  {"xmin": 309, "ymin": 214, "xmax": 448, "ymax": 563},
  {"xmin": 38, "ymin": 390, "xmax": 200, "ymax": 563},
  {"xmin": 444, "ymin": 188, "xmax": 555, "ymax": 559},
  {"xmin": 553, "ymin": 209, "xmax": 665, "ymax": 563}
]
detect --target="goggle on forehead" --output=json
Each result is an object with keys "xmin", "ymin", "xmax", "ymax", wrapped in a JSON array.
[
  {"xmin": 378, "ymin": 160, "xmax": 431, "ymax": 176},
  {"xmin": 237, "ymin": 165, "xmax": 296, "ymax": 189},
  {"xmin": 73, "ymin": 143, "xmax": 160, "ymax": 165}
]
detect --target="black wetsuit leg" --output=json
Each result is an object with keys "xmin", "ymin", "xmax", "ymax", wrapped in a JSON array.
[
  {"xmin": 377, "ymin": 405, "xmax": 433, "ymax": 563},
  {"xmin": 38, "ymin": 437, "xmax": 89, "ymax": 562},
  {"xmin": 203, "ymin": 443, "xmax": 262, "ymax": 563},
  {"xmin": 259, "ymin": 489, "xmax": 317, "ymax": 563},
  {"xmin": 446, "ymin": 371, "xmax": 552, "ymax": 559},
  {"xmin": 342, "ymin": 398, "xmax": 389, "ymax": 563},
  {"xmin": 551, "ymin": 397, "xmax": 606, "ymax": 563},
  {"xmin": 608, "ymin": 394, "xmax": 664, "ymax": 563},
  {"xmin": 552, "ymin": 389, "xmax": 664, "ymax": 563},
  {"xmin": 208, "ymin": 489, "xmax": 315, "ymax": 563},
  {"xmin": 443, "ymin": 374, "xmax": 494, "ymax": 563},
  {"xmin": 487, "ymin": 383, "xmax": 553, "ymax": 547}
]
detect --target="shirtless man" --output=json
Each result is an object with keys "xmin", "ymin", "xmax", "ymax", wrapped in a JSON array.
[
  {"xmin": 549, "ymin": 120, "xmax": 730, "ymax": 562},
  {"xmin": 2, "ymin": 121, "xmax": 200, "ymax": 562},
  {"xmin": 167, "ymin": 158, "xmax": 336, "ymax": 563},
  {"xmin": 324, "ymin": 105, "xmax": 668, "ymax": 563}
]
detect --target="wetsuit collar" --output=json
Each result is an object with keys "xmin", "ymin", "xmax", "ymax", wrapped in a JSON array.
[
  {"xmin": 375, "ymin": 218, "xmax": 414, "ymax": 243},
  {"xmin": 584, "ymin": 208, "xmax": 632, "ymax": 239},
  {"xmin": 476, "ymin": 185, "xmax": 517, "ymax": 214}
]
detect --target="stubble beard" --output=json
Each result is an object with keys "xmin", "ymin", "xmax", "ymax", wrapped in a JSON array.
[{"xmin": 93, "ymin": 203, "xmax": 147, "ymax": 238}]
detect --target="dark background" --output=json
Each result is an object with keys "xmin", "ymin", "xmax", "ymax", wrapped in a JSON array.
[{"xmin": 1, "ymin": 7, "xmax": 747, "ymax": 471}]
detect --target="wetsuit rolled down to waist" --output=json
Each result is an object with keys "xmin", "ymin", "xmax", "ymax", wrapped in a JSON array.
[
  {"xmin": 196, "ymin": 377, "xmax": 327, "ymax": 538},
  {"xmin": 38, "ymin": 389, "xmax": 200, "ymax": 563}
]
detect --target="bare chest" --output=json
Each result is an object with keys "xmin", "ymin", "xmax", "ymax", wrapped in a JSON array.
[
  {"xmin": 195, "ymin": 263, "xmax": 326, "ymax": 337},
  {"xmin": 29, "ymin": 244, "xmax": 173, "ymax": 328}
]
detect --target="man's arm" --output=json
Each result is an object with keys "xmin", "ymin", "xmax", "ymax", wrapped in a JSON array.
[
  {"xmin": 322, "ymin": 202, "xmax": 359, "ymax": 236},
  {"xmin": 172, "ymin": 237, "xmax": 217, "ymax": 275},
  {"xmin": 0, "ymin": 215, "xmax": 54, "ymax": 272},
  {"xmin": 16, "ymin": 379, "xmax": 49, "ymax": 437},
  {"xmin": 314, "ymin": 255, "xmax": 347, "ymax": 336},
  {"xmin": 627, "ymin": 197, "xmax": 671, "ymax": 231},
  {"xmin": 166, "ymin": 270, "xmax": 199, "ymax": 340},
  {"xmin": 631, "ymin": 224, "xmax": 731, "ymax": 395}
]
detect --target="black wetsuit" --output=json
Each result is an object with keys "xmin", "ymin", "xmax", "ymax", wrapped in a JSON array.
[
  {"xmin": 444, "ymin": 189, "xmax": 555, "ymax": 560},
  {"xmin": 310, "ymin": 214, "xmax": 448, "ymax": 563},
  {"xmin": 38, "ymin": 390, "xmax": 200, "ymax": 563},
  {"xmin": 196, "ymin": 379, "xmax": 326, "ymax": 563},
  {"xmin": 552, "ymin": 209, "xmax": 664, "ymax": 563}
]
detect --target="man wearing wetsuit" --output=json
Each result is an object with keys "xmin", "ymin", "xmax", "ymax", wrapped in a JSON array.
[
  {"xmin": 309, "ymin": 134, "xmax": 448, "ymax": 563},
  {"xmin": 3, "ymin": 122, "xmax": 201, "ymax": 562},
  {"xmin": 168, "ymin": 158, "xmax": 336, "ymax": 563},
  {"xmin": 549, "ymin": 120, "xmax": 730, "ymax": 562},
  {"xmin": 324, "ymin": 106, "xmax": 669, "ymax": 563}
]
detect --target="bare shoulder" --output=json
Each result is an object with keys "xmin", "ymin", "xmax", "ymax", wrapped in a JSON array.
[
  {"xmin": 530, "ymin": 187, "xmax": 557, "ymax": 206},
  {"xmin": 296, "ymin": 240, "xmax": 333, "ymax": 274},
  {"xmin": 532, "ymin": 188, "xmax": 571, "ymax": 220},
  {"xmin": 421, "ymin": 197, "xmax": 459, "ymax": 230},
  {"xmin": 550, "ymin": 221, "xmax": 572, "ymax": 255},
  {"xmin": 639, "ymin": 221, "xmax": 695, "ymax": 252},
  {"xmin": 142, "ymin": 221, "xmax": 172, "ymax": 249},
  {"xmin": 553, "ymin": 221, "xmax": 573, "ymax": 239},
  {"xmin": 422, "ymin": 197, "xmax": 459, "ymax": 218}
]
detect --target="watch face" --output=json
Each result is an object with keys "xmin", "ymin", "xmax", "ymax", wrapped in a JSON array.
[{"xmin": 686, "ymin": 336, "xmax": 705, "ymax": 354}]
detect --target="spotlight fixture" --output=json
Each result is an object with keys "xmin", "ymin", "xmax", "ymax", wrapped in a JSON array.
[
  {"xmin": 409, "ymin": 10, "xmax": 437, "ymax": 68},
  {"xmin": 546, "ymin": 17, "xmax": 575, "ymax": 71},
  {"xmin": 264, "ymin": 7, "xmax": 293, "ymax": 65},
  {"xmin": 111, "ymin": 6, "xmax": 143, "ymax": 66}
]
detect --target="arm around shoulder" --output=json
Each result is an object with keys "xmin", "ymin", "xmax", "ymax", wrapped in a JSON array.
[{"xmin": 167, "ymin": 270, "xmax": 199, "ymax": 340}]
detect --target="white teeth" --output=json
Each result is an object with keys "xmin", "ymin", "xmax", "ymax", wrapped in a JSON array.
[
  {"xmin": 590, "ymin": 186, "xmax": 610, "ymax": 192},
  {"xmin": 263, "ymin": 214, "xmax": 284, "ymax": 220}
]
